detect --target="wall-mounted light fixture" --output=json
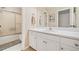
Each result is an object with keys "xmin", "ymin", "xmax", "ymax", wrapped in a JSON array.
[{"xmin": 74, "ymin": 7, "xmax": 76, "ymax": 13}]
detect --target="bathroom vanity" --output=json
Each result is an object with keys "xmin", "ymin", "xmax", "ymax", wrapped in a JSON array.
[{"xmin": 29, "ymin": 28, "xmax": 79, "ymax": 51}]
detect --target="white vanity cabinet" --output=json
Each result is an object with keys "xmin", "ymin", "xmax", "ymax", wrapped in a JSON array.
[
  {"xmin": 37, "ymin": 38, "xmax": 59, "ymax": 51},
  {"xmin": 29, "ymin": 30, "xmax": 60, "ymax": 51},
  {"xmin": 36, "ymin": 32, "xmax": 60, "ymax": 51},
  {"xmin": 29, "ymin": 30, "xmax": 79, "ymax": 51}
]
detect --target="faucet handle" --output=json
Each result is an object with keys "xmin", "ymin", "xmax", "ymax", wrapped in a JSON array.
[
  {"xmin": 0, "ymin": 25, "xmax": 1, "ymax": 28},
  {"xmin": 70, "ymin": 25, "xmax": 76, "ymax": 28},
  {"xmin": 49, "ymin": 27, "xmax": 52, "ymax": 30}
]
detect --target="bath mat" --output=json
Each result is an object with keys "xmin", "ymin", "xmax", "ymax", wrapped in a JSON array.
[{"xmin": 0, "ymin": 39, "xmax": 21, "ymax": 51}]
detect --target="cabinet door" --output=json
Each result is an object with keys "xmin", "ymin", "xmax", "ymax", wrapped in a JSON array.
[
  {"xmin": 29, "ymin": 31, "xmax": 37, "ymax": 49},
  {"xmin": 37, "ymin": 37, "xmax": 59, "ymax": 51},
  {"xmin": 60, "ymin": 44, "xmax": 79, "ymax": 51}
]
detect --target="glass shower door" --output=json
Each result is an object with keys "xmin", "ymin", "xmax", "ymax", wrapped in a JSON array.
[{"xmin": 0, "ymin": 11, "xmax": 16, "ymax": 36}]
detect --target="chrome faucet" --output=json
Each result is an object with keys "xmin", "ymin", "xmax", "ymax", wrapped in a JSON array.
[
  {"xmin": 70, "ymin": 25, "xmax": 77, "ymax": 28},
  {"xmin": 49, "ymin": 27, "xmax": 52, "ymax": 30}
]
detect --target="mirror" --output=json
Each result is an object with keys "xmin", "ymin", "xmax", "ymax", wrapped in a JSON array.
[
  {"xmin": 46, "ymin": 7, "xmax": 79, "ymax": 28},
  {"xmin": 58, "ymin": 9, "xmax": 70, "ymax": 27}
]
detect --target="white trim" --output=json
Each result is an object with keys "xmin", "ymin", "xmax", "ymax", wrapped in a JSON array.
[{"xmin": 57, "ymin": 8, "xmax": 71, "ymax": 12}]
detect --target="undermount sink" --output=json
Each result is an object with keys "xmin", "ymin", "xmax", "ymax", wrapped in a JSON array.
[
  {"xmin": 30, "ymin": 27, "xmax": 79, "ymax": 33},
  {"xmin": 48, "ymin": 27, "xmax": 79, "ymax": 32}
]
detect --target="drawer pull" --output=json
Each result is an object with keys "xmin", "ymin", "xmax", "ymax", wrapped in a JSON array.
[
  {"xmin": 61, "ymin": 48, "xmax": 63, "ymax": 50},
  {"xmin": 43, "ymin": 41, "xmax": 47, "ymax": 44},
  {"xmin": 74, "ymin": 44, "xmax": 79, "ymax": 47}
]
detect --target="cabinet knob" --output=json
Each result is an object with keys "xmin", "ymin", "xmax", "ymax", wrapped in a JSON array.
[
  {"xmin": 61, "ymin": 48, "xmax": 63, "ymax": 50},
  {"xmin": 43, "ymin": 41, "xmax": 47, "ymax": 44},
  {"xmin": 74, "ymin": 44, "xmax": 79, "ymax": 47}
]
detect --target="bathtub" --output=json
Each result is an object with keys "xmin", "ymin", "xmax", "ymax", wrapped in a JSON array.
[{"xmin": 0, "ymin": 34, "xmax": 22, "ymax": 45}]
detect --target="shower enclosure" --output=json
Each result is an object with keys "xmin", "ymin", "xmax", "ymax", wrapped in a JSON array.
[{"xmin": 0, "ymin": 7, "xmax": 22, "ymax": 50}]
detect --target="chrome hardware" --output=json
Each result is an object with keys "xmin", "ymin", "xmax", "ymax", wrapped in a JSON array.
[
  {"xmin": 70, "ymin": 25, "xmax": 76, "ymax": 28},
  {"xmin": 74, "ymin": 44, "xmax": 79, "ymax": 47},
  {"xmin": 61, "ymin": 48, "xmax": 63, "ymax": 50},
  {"xmin": 43, "ymin": 41, "xmax": 47, "ymax": 44},
  {"xmin": 0, "ymin": 25, "xmax": 1, "ymax": 28}
]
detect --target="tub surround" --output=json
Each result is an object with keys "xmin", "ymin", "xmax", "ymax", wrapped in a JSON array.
[
  {"xmin": 0, "ymin": 33, "xmax": 22, "ymax": 51},
  {"xmin": 0, "ymin": 34, "xmax": 21, "ymax": 45}
]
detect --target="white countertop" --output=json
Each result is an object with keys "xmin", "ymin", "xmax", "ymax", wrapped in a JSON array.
[{"xmin": 29, "ymin": 28, "xmax": 79, "ymax": 40}]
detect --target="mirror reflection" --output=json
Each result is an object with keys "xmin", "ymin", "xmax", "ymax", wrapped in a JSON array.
[{"xmin": 41, "ymin": 7, "xmax": 79, "ymax": 28}]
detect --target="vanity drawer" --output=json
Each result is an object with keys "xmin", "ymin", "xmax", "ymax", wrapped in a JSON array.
[
  {"xmin": 61, "ymin": 37, "xmax": 79, "ymax": 49},
  {"xmin": 60, "ymin": 44, "xmax": 79, "ymax": 51},
  {"xmin": 36, "ymin": 32, "xmax": 60, "ymax": 42}
]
